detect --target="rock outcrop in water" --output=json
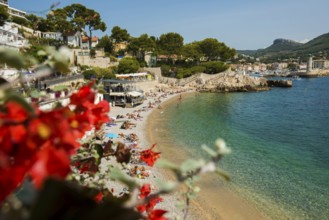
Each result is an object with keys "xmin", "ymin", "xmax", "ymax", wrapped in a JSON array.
[
  {"xmin": 267, "ymin": 79, "xmax": 292, "ymax": 87},
  {"xmin": 159, "ymin": 70, "xmax": 293, "ymax": 92},
  {"xmin": 178, "ymin": 71, "xmax": 269, "ymax": 92}
]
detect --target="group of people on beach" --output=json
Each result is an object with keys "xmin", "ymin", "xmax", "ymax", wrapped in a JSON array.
[{"xmin": 93, "ymin": 87, "xmax": 194, "ymax": 196}]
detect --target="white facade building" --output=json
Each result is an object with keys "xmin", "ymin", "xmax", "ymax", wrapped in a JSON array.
[
  {"xmin": 0, "ymin": 0, "xmax": 26, "ymax": 19},
  {"xmin": 0, "ymin": 22, "xmax": 28, "ymax": 50},
  {"xmin": 65, "ymin": 31, "xmax": 82, "ymax": 48},
  {"xmin": 42, "ymin": 32, "xmax": 63, "ymax": 41}
]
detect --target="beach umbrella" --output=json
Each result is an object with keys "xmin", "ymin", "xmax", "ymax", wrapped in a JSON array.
[{"xmin": 105, "ymin": 133, "xmax": 118, "ymax": 138}]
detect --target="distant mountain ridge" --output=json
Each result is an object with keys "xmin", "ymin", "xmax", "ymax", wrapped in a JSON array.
[{"xmin": 237, "ymin": 32, "xmax": 329, "ymax": 59}]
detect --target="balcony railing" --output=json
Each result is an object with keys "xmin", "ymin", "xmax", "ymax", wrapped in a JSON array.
[
  {"xmin": 0, "ymin": 0, "xmax": 8, "ymax": 6},
  {"xmin": 41, "ymin": 74, "xmax": 84, "ymax": 87}
]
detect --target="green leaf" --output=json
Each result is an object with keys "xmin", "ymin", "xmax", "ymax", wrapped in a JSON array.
[
  {"xmin": 180, "ymin": 159, "xmax": 205, "ymax": 173},
  {"xmin": 193, "ymin": 186, "xmax": 201, "ymax": 193},
  {"xmin": 53, "ymin": 60, "xmax": 70, "ymax": 73},
  {"xmin": 175, "ymin": 201, "xmax": 185, "ymax": 210},
  {"xmin": 156, "ymin": 159, "xmax": 179, "ymax": 171},
  {"xmin": 92, "ymin": 143, "xmax": 103, "ymax": 162},
  {"xmin": 109, "ymin": 167, "xmax": 137, "ymax": 189},
  {"xmin": 215, "ymin": 168, "xmax": 230, "ymax": 181},
  {"xmin": 187, "ymin": 192, "xmax": 198, "ymax": 200},
  {"xmin": 45, "ymin": 46, "xmax": 70, "ymax": 73},
  {"xmin": 37, "ymin": 50, "xmax": 47, "ymax": 57},
  {"xmin": 201, "ymin": 144, "xmax": 217, "ymax": 157},
  {"xmin": 156, "ymin": 180, "xmax": 177, "ymax": 193},
  {"xmin": 215, "ymin": 138, "xmax": 231, "ymax": 155},
  {"xmin": 0, "ymin": 48, "xmax": 26, "ymax": 69}
]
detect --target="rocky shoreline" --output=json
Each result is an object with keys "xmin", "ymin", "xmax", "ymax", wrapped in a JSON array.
[{"xmin": 173, "ymin": 71, "xmax": 292, "ymax": 93}]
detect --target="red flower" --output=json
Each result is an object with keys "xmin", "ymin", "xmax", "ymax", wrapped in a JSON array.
[
  {"xmin": 0, "ymin": 83, "xmax": 110, "ymax": 202},
  {"xmin": 83, "ymin": 100, "xmax": 110, "ymax": 130},
  {"xmin": 29, "ymin": 147, "xmax": 70, "ymax": 188},
  {"xmin": 148, "ymin": 209, "xmax": 167, "ymax": 220},
  {"xmin": 139, "ymin": 184, "xmax": 151, "ymax": 199},
  {"xmin": 140, "ymin": 144, "xmax": 161, "ymax": 167},
  {"xmin": 137, "ymin": 184, "xmax": 164, "ymax": 214},
  {"xmin": 136, "ymin": 196, "xmax": 163, "ymax": 213},
  {"xmin": 0, "ymin": 101, "xmax": 30, "ymax": 153},
  {"xmin": 94, "ymin": 192, "xmax": 103, "ymax": 203},
  {"xmin": 0, "ymin": 165, "xmax": 30, "ymax": 202},
  {"xmin": 70, "ymin": 81, "xmax": 95, "ymax": 107}
]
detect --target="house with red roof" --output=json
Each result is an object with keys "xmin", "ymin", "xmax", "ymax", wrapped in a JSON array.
[{"xmin": 81, "ymin": 36, "xmax": 99, "ymax": 49}]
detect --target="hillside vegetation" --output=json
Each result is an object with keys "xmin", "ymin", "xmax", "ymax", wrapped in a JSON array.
[{"xmin": 238, "ymin": 32, "xmax": 329, "ymax": 60}]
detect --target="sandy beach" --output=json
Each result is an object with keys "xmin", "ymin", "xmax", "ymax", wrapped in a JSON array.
[
  {"xmin": 100, "ymin": 82, "xmax": 268, "ymax": 220},
  {"xmin": 101, "ymin": 85, "xmax": 193, "ymax": 218}
]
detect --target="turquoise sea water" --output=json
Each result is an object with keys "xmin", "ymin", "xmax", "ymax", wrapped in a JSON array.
[{"xmin": 160, "ymin": 77, "xmax": 329, "ymax": 219}]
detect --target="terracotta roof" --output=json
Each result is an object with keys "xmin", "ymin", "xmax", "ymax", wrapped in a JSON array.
[{"xmin": 82, "ymin": 36, "xmax": 98, "ymax": 43}]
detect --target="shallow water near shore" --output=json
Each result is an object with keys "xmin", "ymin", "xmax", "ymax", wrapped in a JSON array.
[{"xmin": 151, "ymin": 77, "xmax": 329, "ymax": 219}]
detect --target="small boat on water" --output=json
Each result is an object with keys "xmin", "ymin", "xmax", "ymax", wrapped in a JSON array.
[{"xmin": 292, "ymin": 75, "xmax": 301, "ymax": 80}]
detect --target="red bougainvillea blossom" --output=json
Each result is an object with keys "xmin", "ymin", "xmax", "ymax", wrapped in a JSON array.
[
  {"xmin": 147, "ymin": 209, "xmax": 167, "ymax": 220},
  {"xmin": 94, "ymin": 192, "xmax": 103, "ymax": 203},
  {"xmin": 136, "ymin": 196, "xmax": 164, "ymax": 213},
  {"xmin": 140, "ymin": 144, "xmax": 161, "ymax": 167},
  {"xmin": 0, "ymin": 82, "xmax": 109, "ymax": 202},
  {"xmin": 136, "ymin": 184, "xmax": 167, "ymax": 220},
  {"xmin": 139, "ymin": 183, "xmax": 151, "ymax": 199}
]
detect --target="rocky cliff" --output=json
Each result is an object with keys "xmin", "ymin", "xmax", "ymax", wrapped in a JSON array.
[{"xmin": 183, "ymin": 72, "xmax": 269, "ymax": 92}]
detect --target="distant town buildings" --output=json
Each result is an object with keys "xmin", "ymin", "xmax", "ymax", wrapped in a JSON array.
[
  {"xmin": 312, "ymin": 59, "xmax": 329, "ymax": 69},
  {"xmin": 0, "ymin": 0, "xmax": 26, "ymax": 19}
]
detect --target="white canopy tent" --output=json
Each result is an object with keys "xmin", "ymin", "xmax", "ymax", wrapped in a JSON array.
[{"xmin": 115, "ymin": 72, "xmax": 148, "ymax": 80}]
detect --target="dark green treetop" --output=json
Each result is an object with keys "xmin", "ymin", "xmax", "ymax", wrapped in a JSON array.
[
  {"xmin": 110, "ymin": 26, "xmax": 130, "ymax": 43},
  {"xmin": 157, "ymin": 32, "xmax": 184, "ymax": 56}
]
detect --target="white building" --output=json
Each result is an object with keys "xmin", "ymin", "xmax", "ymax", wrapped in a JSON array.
[
  {"xmin": 313, "ymin": 60, "xmax": 329, "ymax": 69},
  {"xmin": 41, "ymin": 31, "xmax": 82, "ymax": 48},
  {"xmin": 0, "ymin": 0, "xmax": 27, "ymax": 19},
  {"xmin": 42, "ymin": 32, "xmax": 63, "ymax": 41},
  {"xmin": 0, "ymin": 22, "xmax": 28, "ymax": 50},
  {"xmin": 64, "ymin": 31, "xmax": 82, "ymax": 48}
]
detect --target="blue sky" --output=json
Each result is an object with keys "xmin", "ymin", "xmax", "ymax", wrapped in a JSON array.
[{"xmin": 9, "ymin": 0, "xmax": 329, "ymax": 50}]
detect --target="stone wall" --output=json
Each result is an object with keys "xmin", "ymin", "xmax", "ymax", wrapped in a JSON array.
[
  {"xmin": 76, "ymin": 56, "xmax": 110, "ymax": 68},
  {"xmin": 143, "ymin": 67, "xmax": 162, "ymax": 80}
]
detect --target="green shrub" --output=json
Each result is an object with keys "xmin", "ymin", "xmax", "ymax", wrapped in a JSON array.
[
  {"xmin": 201, "ymin": 61, "xmax": 228, "ymax": 74},
  {"xmin": 94, "ymin": 67, "xmax": 115, "ymax": 79},
  {"xmin": 118, "ymin": 57, "xmax": 140, "ymax": 74},
  {"xmin": 138, "ymin": 60, "xmax": 147, "ymax": 68},
  {"xmin": 110, "ymin": 55, "xmax": 118, "ymax": 62},
  {"xmin": 190, "ymin": 66, "xmax": 206, "ymax": 74},
  {"xmin": 82, "ymin": 69, "xmax": 97, "ymax": 80},
  {"xmin": 90, "ymin": 49, "xmax": 96, "ymax": 58},
  {"xmin": 177, "ymin": 68, "xmax": 192, "ymax": 79},
  {"xmin": 160, "ymin": 65, "xmax": 171, "ymax": 77}
]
